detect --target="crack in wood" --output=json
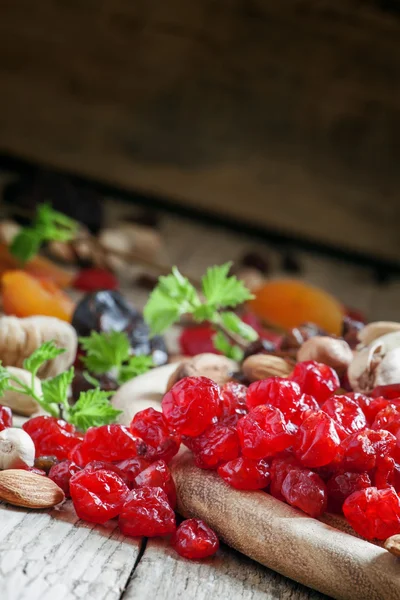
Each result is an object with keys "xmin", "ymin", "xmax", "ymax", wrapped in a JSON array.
[{"xmin": 119, "ymin": 537, "xmax": 148, "ymax": 600}]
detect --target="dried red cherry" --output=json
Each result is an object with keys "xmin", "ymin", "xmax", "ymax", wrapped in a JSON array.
[
  {"xmin": 372, "ymin": 404, "xmax": 400, "ymax": 435},
  {"xmin": 162, "ymin": 376, "xmax": 222, "ymax": 437},
  {"xmin": 237, "ymin": 404, "xmax": 294, "ymax": 460},
  {"xmin": 281, "ymin": 469, "xmax": 327, "ymax": 517},
  {"xmin": 70, "ymin": 469, "xmax": 129, "ymax": 523},
  {"xmin": 218, "ymin": 456, "xmax": 271, "ymax": 490},
  {"xmin": 119, "ymin": 486, "xmax": 176, "ymax": 537},
  {"xmin": 372, "ymin": 384, "xmax": 400, "ymax": 399},
  {"xmin": 219, "ymin": 382, "xmax": 248, "ymax": 425},
  {"xmin": 326, "ymin": 472, "xmax": 371, "ymax": 513},
  {"xmin": 172, "ymin": 519, "xmax": 219, "ymax": 560},
  {"xmin": 23, "ymin": 416, "xmax": 80, "ymax": 460},
  {"xmin": 0, "ymin": 405, "xmax": 12, "ymax": 431},
  {"xmin": 294, "ymin": 411, "xmax": 341, "ymax": 468},
  {"xmin": 83, "ymin": 460, "xmax": 130, "ymax": 487},
  {"xmin": 321, "ymin": 395, "xmax": 366, "ymax": 438},
  {"xmin": 246, "ymin": 377, "xmax": 301, "ymax": 414},
  {"xmin": 79, "ymin": 424, "xmax": 146, "ymax": 463},
  {"xmin": 130, "ymin": 408, "xmax": 180, "ymax": 464},
  {"xmin": 343, "ymin": 487, "xmax": 400, "ymax": 539},
  {"xmin": 190, "ymin": 423, "xmax": 240, "ymax": 470},
  {"xmin": 269, "ymin": 456, "xmax": 302, "ymax": 501},
  {"xmin": 133, "ymin": 460, "xmax": 177, "ymax": 508},
  {"xmin": 115, "ymin": 457, "xmax": 150, "ymax": 487},
  {"xmin": 49, "ymin": 460, "xmax": 81, "ymax": 497},
  {"xmin": 73, "ymin": 268, "xmax": 119, "ymax": 292},
  {"xmin": 340, "ymin": 429, "xmax": 396, "ymax": 472},
  {"xmin": 291, "ymin": 361, "xmax": 339, "ymax": 404}
]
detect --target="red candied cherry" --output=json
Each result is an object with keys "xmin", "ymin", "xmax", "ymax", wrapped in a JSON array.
[
  {"xmin": 294, "ymin": 411, "xmax": 341, "ymax": 468},
  {"xmin": 372, "ymin": 384, "xmax": 400, "ymax": 399},
  {"xmin": 372, "ymin": 404, "xmax": 400, "ymax": 435},
  {"xmin": 291, "ymin": 361, "xmax": 340, "ymax": 404},
  {"xmin": 84, "ymin": 460, "xmax": 130, "ymax": 487},
  {"xmin": 218, "ymin": 456, "xmax": 271, "ymax": 490},
  {"xmin": 115, "ymin": 457, "xmax": 150, "ymax": 487},
  {"xmin": 246, "ymin": 377, "xmax": 301, "ymax": 414},
  {"xmin": 340, "ymin": 429, "xmax": 396, "ymax": 472},
  {"xmin": 162, "ymin": 377, "xmax": 222, "ymax": 437},
  {"xmin": 133, "ymin": 460, "xmax": 177, "ymax": 508},
  {"xmin": 23, "ymin": 416, "xmax": 80, "ymax": 460},
  {"xmin": 68, "ymin": 442, "xmax": 90, "ymax": 467},
  {"xmin": 343, "ymin": 487, "xmax": 400, "ymax": 540},
  {"xmin": 79, "ymin": 424, "xmax": 146, "ymax": 463},
  {"xmin": 326, "ymin": 472, "xmax": 371, "ymax": 513},
  {"xmin": 237, "ymin": 404, "xmax": 294, "ymax": 460},
  {"xmin": 281, "ymin": 469, "xmax": 327, "ymax": 517},
  {"xmin": 321, "ymin": 395, "xmax": 366, "ymax": 438},
  {"xmin": 119, "ymin": 486, "xmax": 176, "ymax": 537},
  {"xmin": 374, "ymin": 456, "xmax": 400, "ymax": 492},
  {"xmin": 291, "ymin": 394, "xmax": 320, "ymax": 426},
  {"xmin": 0, "ymin": 405, "xmax": 12, "ymax": 431},
  {"xmin": 70, "ymin": 469, "xmax": 130, "ymax": 524},
  {"xmin": 73, "ymin": 268, "xmax": 118, "ymax": 292},
  {"xmin": 269, "ymin": 455, "xmax": 302, "ymax": 501},
  {"xmin": 219, "ymin": 382, "xmax": 248, "ymax": 425},
  {"xmin": 130, "ymin": 408, "xmax": 181, "ymax": 464},
  {"xmin": 347, "ymin": 393, "xmax": 390, "ymax": 426},
  {"xmin": 172, "ymin": 519, "xmax": 219, "ymax": 560},
  {"xmin": 190, "ymin": 424, "xmax": 240, "ymax": 470},
  {"xmin": 49, "ymin": 460, "xmax": 81, "ymax": 497}
]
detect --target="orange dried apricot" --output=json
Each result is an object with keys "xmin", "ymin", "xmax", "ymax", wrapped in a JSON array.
[
  {"xmin": 249, "ymin": 279, "xmax": 344, "ymax": 336},
  {"xmin": 2, "ymin": 271, "xmax": 75, "ymax": 322},
  {"xmin": 0, "ymin": 243, "xmax": 73, "ymax": 288}
]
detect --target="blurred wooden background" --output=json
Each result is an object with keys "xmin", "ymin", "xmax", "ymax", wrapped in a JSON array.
[{"xmin": 0, "ymin": 0, "xmax": 399, "ymax": 262}]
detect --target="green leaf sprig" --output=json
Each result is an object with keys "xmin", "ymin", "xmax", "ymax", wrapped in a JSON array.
[
  {"xmin": 79, "ymin": 330, "xmax": 154, "ymax": 386},
  {"xmin": 0, "ymin": 341, "xmax": 121, "ymax": 431},
  {"xmin": 10, "ymin": 203, "xmax": 78, "ymax": 263},
  {"xmin": 143, "ymin": 262, "xmax": 258, "ymax": 360}
]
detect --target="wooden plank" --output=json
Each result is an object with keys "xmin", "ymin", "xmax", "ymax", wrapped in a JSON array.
[
  {"xmin": 0, "ymin": 501, "xmax": 141, "ymax": 600},
  {"xmin": 124, "ymin": 537, "xmax": 326, "ymax": 600},
  {"xmin": 0, "ymin": 1, "xmax": 400, "ymax": 260}
]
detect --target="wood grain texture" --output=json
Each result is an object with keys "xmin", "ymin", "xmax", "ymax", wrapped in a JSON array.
[
  {"xmin": 0, "ymin": 500, "xmax": 141, "ymax": 600},
  {"xmin": 124, "ymin": 537, "xmax": 326, "ymax": 600},
  {"xmin": 0, "ymin": 1, "xmax": 400, "ymax": 259},
  {"xmin": 171, "ymin": 452, "xmax": 400, "ymax": 600}
]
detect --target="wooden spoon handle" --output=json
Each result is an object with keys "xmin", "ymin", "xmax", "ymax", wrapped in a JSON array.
[{"xmin": 171, "ymin": 452, "xmax": 400, "ymax": 600}]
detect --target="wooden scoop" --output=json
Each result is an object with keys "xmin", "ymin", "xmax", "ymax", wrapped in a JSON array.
[{"xmin": 112, "ymin": 365, "xmax": 400, "ymax": 600}]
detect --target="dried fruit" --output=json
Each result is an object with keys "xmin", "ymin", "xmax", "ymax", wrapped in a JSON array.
[
  {"xmin": 294, "ymin": 411, "xmax": 341, "ymax": 468},
  {"xmin": 372, "ymin": 405, "xmax": 400, "ymax": 435},
  {"xmin": 218, "ymin": 456, "xmax": 271, "ymax": 490},
  {"xmin": 0, "ymin": 469, "xmax": 65, "ymax": 508},
  {"xmin": 115, "ymin": 457, "xmax": 150, "ymax": 487},
  {"xmin": 49, "ymin": 460, "xmax": 81, "ymax": 497},
  {"xmin": 237, "ymin": 405, "xmax": 294, "ymax": 460},
  {"xmin": 321, "ymin": 395, "xmax": 367, "ymax": 438},
  {"xmin": 70, "ymin": 469, "xmax": 129, "ymax": 523},
  {"xmin": 326, "ymin": 472, "xmax": 372, "ymax": 513},
  {"xmin": 73, "ymin": 268, "xmax": 119, "ymax": 292},
  {"xmin": 23, "ymin": 416, "xmax": 80, "ymax": 460},
  {"xmin": 78, "ymin": 424, "xmax": 146, "ymax": 463},
  {"xmin": 269, "ymin": 456, "xmax": 302, "ymax": 501},
  {"xmin": 343, "ymin": 487, "xmax": 400, "ymax": 540},
  {"xmin": 0, "ymin": 405, "xmax": 12, "ymax": 431},
  {"xmin": 281, "ymin": 468, "xmax": 327, "ymax": 517},
  {"xmin": 246, "ymin": 377, "xmax": 301, "ymax": 413},
  {"xmin": 291, "ymin": 361, "xmax": 340, "ymax": 404},
  {"xmin": 219, "ymin": 382, "xmax": 248, "ymax": 425},
  {"xmin": 83, "ymin": 461, "xmax": 130, "ymax": 487},
  {"xmin": 119, "ymin": 486, "xmax": 176, "ymax": 537},
  {"xmin": 172, "ymin": 519, "xmax": 219, "ymax": 560},
  {"xmin": 189, "ymin": 424, "xmax": 240, "ymax": 470},
  {"xmin": 242, "ymin": 354, "xmax": 293, "ymax": 383},
  {"xmin": 340, "ymin": 429, "xmax": 396, "ymax": 472},
  {"xmin": 162, "ymin": 377, "xmax": 222, "ymax": 437},
  {"xmin": 0, "ymin": 427, "xmax": 35, "ymax": 470},
  {"xmin": 130, "ymin": 408, "xmax": 180, "ymax": 464},
  {"xmin": 133, "ymin": 460, "xmax": 177, "ymax": 508}
]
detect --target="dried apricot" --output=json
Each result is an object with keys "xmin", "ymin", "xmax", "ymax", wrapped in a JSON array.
[
  {"xmin": 2, "ymin": 271, "xmax": 75, "ymax": 321},
  {"xmin": 249, "ymin": 279, "xmax": 344, "ymax": 335}
]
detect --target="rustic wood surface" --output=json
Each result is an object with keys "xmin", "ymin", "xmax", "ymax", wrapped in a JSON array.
[{"xmin": 0, "ymin": 1, "xmax": 400, "ymax": 260}]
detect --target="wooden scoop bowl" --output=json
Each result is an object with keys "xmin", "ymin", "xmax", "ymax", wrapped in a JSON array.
[{"xmin": 112, "ymin": 365, "xmax": 400, "ymax": 600}]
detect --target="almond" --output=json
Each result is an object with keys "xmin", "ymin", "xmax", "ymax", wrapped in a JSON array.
[
  {"xmin": 384, "ymin": 534, "xmax": 400, "ymax": 557},
  {"xmin": 0, "ymin": 469, "xmax": 65, "ymax": 509},
  {"xmin": 242, "ymin": 354, "xmax": 293, "ymax": 382}
]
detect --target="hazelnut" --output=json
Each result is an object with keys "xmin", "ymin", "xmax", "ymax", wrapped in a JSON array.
[
  {"xmin": 242, "ymin": 354, "xmax": 293, "ymax": 382},
  {"xmin": 297, "ymin": 336, "xmax": 353, "ymax": 375}
]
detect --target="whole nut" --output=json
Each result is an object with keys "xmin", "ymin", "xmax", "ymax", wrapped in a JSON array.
[
  {"xmin": 0, "ymin": 469, "xmax": 65, "ymax": 508},
  {"xmin": 0, "ymin": 428, "xmax": 35, "ymax": 470},
  {"xmin": 167, "ymin": 353, "xmax": 238, "ymax": 391},
  {"xmin": 384, "ymin": 535, "xmax": 400, "ymax": 557},
  {"xmin": 297, "ymin": 336, "xmax": 353, "ymax": 375},
  {"xmin": 358, "ymin": 322, "xmax": 400, "ymax": 347},
  {"xmin": 242, "ymin": 354, "xmax": 293, "ymax": 382},
  {"xmin": 348, "ymin": 331, "xmax": 400, "ymax": 394}
]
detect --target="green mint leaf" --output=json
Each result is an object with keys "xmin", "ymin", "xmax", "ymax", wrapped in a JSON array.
[
  {"xmin": 219, "ymin": 311, "xmax": 258, "ymax": 342},
  {"xmin": 212, "ymin": 331, "xmax": 244, "ymax": 361},
  {"xmin": 202, "ymin": 263, "xmax": 254, "ymax": 309},
  {"xmin": 10, "ymin": 229, "xmax": 41, "ymax": 263},
  {"xmin": 68, "ymin": 389, "xmax": 122, "ymax": 431},
  {"xmin": 42, "ymin": 367, "xmax": 74, "ymax": 407},
  {"xmin": 23, "ymin": 341, "xmax": 66, "ymax": 377},
  {"xmin": 118, "ymin": 355, "xmax": 154, "ymax": 384},
  {"xmin": 144, "ymin": 267, "xmax": 200, "ymax": 335},
  {"xmin": 0, "ymin": 364, "xmax": 11, "ymax": 396},
  {"xmin": 79, "ymin": 331, "xmax": 130, "ymax": 374}
]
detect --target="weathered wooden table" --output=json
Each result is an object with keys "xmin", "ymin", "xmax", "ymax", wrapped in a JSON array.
[{"xmin": 0, "ymin": 500, "xmax": 326, "ymax": 600}]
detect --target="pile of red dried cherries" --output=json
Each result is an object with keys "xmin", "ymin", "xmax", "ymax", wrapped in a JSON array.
[{"xmin": 2, "ymin": 359, "xmax": 400, "ymax": 558}]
